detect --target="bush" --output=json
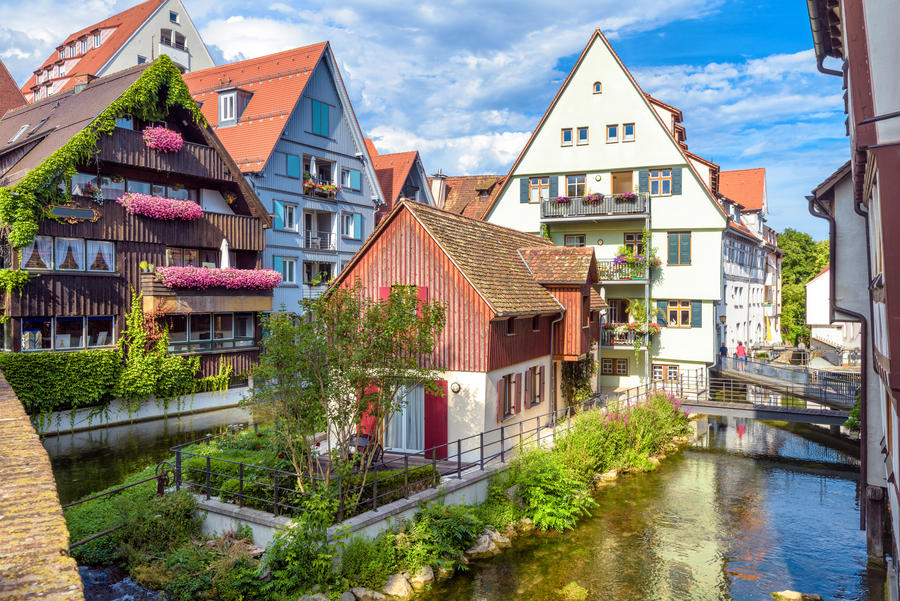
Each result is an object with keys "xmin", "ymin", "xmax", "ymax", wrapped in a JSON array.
[
  {"xmin": 340, "ymin": 534, "xmax": 399, "ymax": 589},
  {"xmin": 473, "ymin": 480, "xmax": 524, "ymax": 530},
  {"xmin": 0, "ymin": 349, "xmax": 122, "ymax": 415},
  {"xmin": 395, "ymin": 503, "xmax": 484, "ymax": 571}
]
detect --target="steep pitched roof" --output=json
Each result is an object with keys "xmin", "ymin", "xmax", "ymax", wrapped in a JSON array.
[
  {"xmin": 432, "ymin": 174, "xmax": 505, "ymax": 220},
  {"xmin": 484, "ymin": 28, "xmax": 726, "ymax": 221},
  {"xmin": 719, "ymin": 168, "xmax": 766, "ymax": 212},
  {"xmin": 518, "ymin": 247, "xmax": 597, "ymax": 284},
  {"xmin": 183, "ymin": 43, "xmax": 328, "ymax": 173},
  {"xmin": 0, "ymin": 60, "xmax": 26, "ymax": 117},
  {"xmin": 812, "ymin": 160, "xmax": 851, "ymax": 198},
  {"xmin": 20, "ymin": 0, "xmax": 165, "ymax": 98},
  {"xmin": 365, "ymin": 139, "xmax": 419, "ymax": 205},
  {"xmin": 726, "ymin": 217, "xmax": 761, "ymax": 242}
]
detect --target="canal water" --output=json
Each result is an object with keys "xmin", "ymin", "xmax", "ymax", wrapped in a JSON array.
[
  {"xmin": 421, "ymin": 417, "xmax": 875, "ymax": 601},
  {"xmin": 44, "ymin": 406, "xmax": 253, "ymax": 504}
]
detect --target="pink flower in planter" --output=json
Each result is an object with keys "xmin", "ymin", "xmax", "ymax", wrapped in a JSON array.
[
  {"xmin": 142, "ymin": 126, "xmax": 184, "ymax": 153},
  {"xmin": 117, "ymin": 192, "xmax": 203, "ymax": 221},
  {"xmin": 155, "ymin": 266, "xmax": 283, "ymax": 290}
]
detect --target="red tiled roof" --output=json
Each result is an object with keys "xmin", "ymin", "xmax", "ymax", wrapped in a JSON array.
[
  {"xmin": 20, "ymin": 0, "xmax": 165, "ymax": 98},
  {"xmin": 518, "ymin": 246, "xmax": 597, "ymax": 284},
  {"xmin": 727, "ymin": 217, "xmax": 761, "ymax": 241},
  {"xmin": 431, "ymin": 174, "xmax": 505, "ymax": 220},
  {"xmin": 184, "ymin": 43, "xmax": 328, "ymax": 173},
  {"xmin": 369, "ymin": 150, "xmax": 419, "ymax": 204},
  {"xmin": 719, "ymin": 168, "xmax": 766, "ymax": 212},
  {"xmin": 0, "ymin": 60, "xmax": 26, "ymax": 117}
]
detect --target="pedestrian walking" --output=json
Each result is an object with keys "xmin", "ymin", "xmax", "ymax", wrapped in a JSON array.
[{"xmin": 735, "ymin": 341, "xmax": 747, "ymax": 371}]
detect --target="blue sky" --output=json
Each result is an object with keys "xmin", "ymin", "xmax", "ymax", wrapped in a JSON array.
[{"xmin": 1, "ymin": 0, "xmax": 846, "ymax": 238}]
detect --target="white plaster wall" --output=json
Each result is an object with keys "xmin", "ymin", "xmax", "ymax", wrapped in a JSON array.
[
  {"xmin": 864, "ymin": 0, "xmax": 900, "ymax": 145},
  {"xmin": 654, "ymin": 301, "xmax": 716, "ymax": 364},
  {"xmin": 444, "ymin": 370, "xmax": 487, "ymax": 447},
  {"xmin": 485, "ymin": 355, "xmax": 553, "ymax": 431},
  {"xmin": 101, "ymin": 0, "xmax": 215, "ymax": 75},
  {"xmin": 806, "ymin": 272, "xmax": 831, "ymax": 326},
  {"xmin": 650, "ymin": 229, "xmax": 722, "ymax": 301}
]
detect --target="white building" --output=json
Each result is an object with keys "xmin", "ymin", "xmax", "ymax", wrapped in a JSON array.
[
  {"xmin": 20, "ymin": 0, "xmax": 214, "ymax": 102},
  {"xmin": 716, "ymin": 168, "xmax": 783, "ymax": 351},
  {"xmin": 484, "ymin": 29, "xmax": 727, "ymax": 390},
  {"xmin": 806, "ymin": 265, "xmax": 861, "ymax": 359}
]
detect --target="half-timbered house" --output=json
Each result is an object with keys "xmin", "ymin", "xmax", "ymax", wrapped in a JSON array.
[
  {"xmin": 332, "ymin": 200, "xmax": 605, "ymax": 456},
  {"xmin": 0, "ymin": 59, "xmax": 273, "ymax": 377}
]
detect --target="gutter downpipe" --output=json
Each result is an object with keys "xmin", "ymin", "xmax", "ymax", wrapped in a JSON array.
[
  {"xmin": 806, "ymin": 0, "xmax": 844, "ymax": 77},
  {"xmin": 807, "ymin": 193, "xmax": 870, "ymax": 530},
  {"xmin": 549, "ymin": 309, "xmax": 566, "ymax": 423}
]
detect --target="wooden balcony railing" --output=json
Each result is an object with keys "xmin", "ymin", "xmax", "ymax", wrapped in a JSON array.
[
  {"xmin": 541, "ymin": 193, "xmax": 649, "ymax": 219},
  {"xmin": 602, "ymin": 327, "xmax": 647, "ymax": 347},
  {"xmin": 98, "ymin": 127, "xmax": 232, "ymax": 182},
  {"xmin": 597, "ymin": 260, "xmax": 648, "ymax": 281}
]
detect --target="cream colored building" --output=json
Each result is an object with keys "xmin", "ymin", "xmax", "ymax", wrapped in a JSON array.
[{"xmin": 485, "ymin": 29, "xmax": 726, "ymax": 390}]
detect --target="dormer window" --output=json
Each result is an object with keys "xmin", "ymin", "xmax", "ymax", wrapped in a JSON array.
[
  {"xmin": 8, "ymin": 124, "xmax": 29, "ymax": 144},
  {"xmin": 219, "ymin": 92, "xmax": 236, "ymax": 124},
  {"xmin": 593, "ymin": 81, "xmax": 602, "ymax": 94},
  {"xmin": 58, "ymin": 48, "xmax": 64, "ymax": 60},
  {"xmin": 79, "ymin": 39, "xmax": 88, "ymax": 54},
  {"xmin": 93, "ymin": 32, "xmax": 101, "ymax": 47}
]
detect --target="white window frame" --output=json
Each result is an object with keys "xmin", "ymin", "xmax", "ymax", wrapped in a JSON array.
[
  {"xmin": 169, "ymin": 10, "xmax": 179, "ymax": 23},
  {"xmin": 561, "ymin": 128, "xmax": 573, "ymax": 147},
  {"xmin": 280, "ymin": 257, "xmax": 296, "ymax": 284},
  {"xmin": 93, "ymin": 32, "xmax": 101, "ymax": 47},
  {"xmin": 219, "ymin": 92, "xmax": 236, "ymax": 123},
  {"xmin": 282, "ymin": 203, "xmax": 297, "ymax": 231},
  {"xmin": 564, "ymin": 234, "xmax": 586, "ymax": 247},
  {"xmin": 623, "ymin": 123, "xmax": 635, "ymax": 142},
  {"xmin": 576, "ymin": 126, "xmax": 589, "ymax": 145}
]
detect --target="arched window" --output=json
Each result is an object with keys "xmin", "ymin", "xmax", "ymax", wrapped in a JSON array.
[{"xmin": 593, "ymin": 81, "xmax": 602, "ymax": 94}]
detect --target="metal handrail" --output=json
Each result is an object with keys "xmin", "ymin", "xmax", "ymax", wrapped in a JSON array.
[{"xmin": 541, "ymin": 193, "xmax": 649, "ymax": 219}]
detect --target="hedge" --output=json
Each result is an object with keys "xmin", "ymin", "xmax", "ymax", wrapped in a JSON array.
[{"xmin": 0, "ymin": 349, "xmax": 122, "ymax": 415}]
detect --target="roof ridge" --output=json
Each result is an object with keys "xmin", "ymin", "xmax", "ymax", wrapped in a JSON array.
[
  {"xmin": 405, "ymin": 200, "xmax": 552, "ymax": 245},
  {"xmin": 185, "ymin": 42, "xmax": 328, "ymax": 86}
]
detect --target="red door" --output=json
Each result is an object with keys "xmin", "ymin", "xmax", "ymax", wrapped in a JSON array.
[{"xmin": 424, "ymin": 380, "xmax": 448, "ymax": 460}]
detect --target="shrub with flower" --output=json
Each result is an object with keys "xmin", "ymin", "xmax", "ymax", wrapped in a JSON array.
[
  {"xmin": 155, "ymin": 265, "xmax": 283, "ymax": 290},
  {"xmin": 585, "ymin": 192, "xmax": 605, "ymax": 205},
  {"xmin": 223, "ymin": 193, "xmax": 236, "ymax": 205},
  {"xmin": 303, "ymin": 179, "xmax": 340, "ymax": 196},
  {"xmin": 116, "ymin": 192, "xmax": 203, "ymax": 221},
  {"xmin": 553, "ymin": 196, "xmax": 571, "ymax": 204},
  {"xmin": 142, "ymin": 126, "xmax": 184, "ymax": 153},
  {"xmin": 614, "ymin": 192, "xmax": 639, "ymax": 202},
  {"xmin": 81, "ymin": 180, "xmax": 103, "ymax": 204}
]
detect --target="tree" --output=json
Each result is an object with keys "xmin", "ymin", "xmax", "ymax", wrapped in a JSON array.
[
  {"xmin": 777, "ymin": 228, "xmax": 829, "ymax": 344},
  {"xmin": 248, "ymin": 284, "xmax": 446, "ymax": 494}
]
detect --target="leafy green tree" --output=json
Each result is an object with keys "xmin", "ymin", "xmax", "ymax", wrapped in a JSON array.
[{"xmin": 777, "ymin": 228, "xmax": 829, "ymax": 344}]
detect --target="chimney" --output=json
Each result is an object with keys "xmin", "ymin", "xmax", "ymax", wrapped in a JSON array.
[
  {"xmin": 430, "ymin": 169, "xmax": 447, "ymax": 209},
  {"xmin": 72, "ymin": 73, "xmax": 98, "ymax": 94}
]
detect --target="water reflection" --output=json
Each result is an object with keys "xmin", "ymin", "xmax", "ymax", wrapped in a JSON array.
[
  {"xmin": 421, "ymin": 418, "xmax": 872, "ymax": 601},
  {"xmin": 45, "ymin": 406, "xmax": 252, "ymax": 504}
]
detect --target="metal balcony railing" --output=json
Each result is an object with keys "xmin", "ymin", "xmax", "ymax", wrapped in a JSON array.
[
  {"xmin": 597, "ymin": 260, "xmax": 648, "ymax": 281},
  {"xmin": 541, "ymin": 193, "xmax": 649, "ymax": 219},
  {"xmin": 304, "ymin": 231, "xmax": 335, "ymax": 250}
]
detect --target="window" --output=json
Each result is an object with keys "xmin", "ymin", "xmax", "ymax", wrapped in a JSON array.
[
  {"xmin": 341, "ymin": 168, "xmax": 362, "ymax": 191},
  {"xmin": 137, "ymin": 55, "xmax": 147, "ymax": 64},
  {"xmin": 166, "ymin": 248, "xmax": 198, "ymax": 267},
  {"xmin": 21, "ymin": 236, "xmax": 53, "ymax": 270},
  {"xmin": 624, "ymin": 232, "xmax": 644, "ymax": 255},
  {"xmin": 606, "ymin": 124, "xmax": 618, "ymax": 142},
  {"xmin": 304, "ymin": 261, "xmax": 333, "ymax": 285},
  {"xmin": 576, "ymin": 127, "xmax": 589, "ymax": 145},
  {"xmin": 285, "ymin": 154, "xmax": 301, "ymax": 178},
  {"xmin": 21, "ymin": 316, "xmax": 115, "ymax": 351},
  {"xmin": 190, "ymin": 314, "xmax": 212, "ymax": 350},
  {"xmin": 55, "ymin": 238, "xmax": 84, "ymax": 271},
  {"xmin": 564, "ymin": 234, "xmax": 585, "ymax": 247},
  {"xmin": 667, "ymin": 300, "xmax": 692, "ymax": 327},
  {"xmin": 501, "ymin": 374, "xmax": 514, "ymax": 418},
  {"xmin": 87, "ymin": 316, "xmax": 114, "ymax": 347},
  {"xmin": 213, "ymin": 313, "xmax": 232, "ymax": 348},
  {"xmin": 276, "ymin": 202, "xmax": 297, "ymax": 231},
  {"xmin": 311, "ymin": 99, "xmax": 329, "ymax": 136},
  {"xmin": 593, "ymin": 81, "xmax": 602, "ymax": 94},
  {"xmin": 561, "ymin": 128, "xmax": 573, "ymax": 146},
  {"xmin": 58, "ymin": 49, "xmax": 65, "ymax": 60},
  {"xmin": 532, "ymin": 316, "xmax": 540, "ymax": 331},
  {"xmin": 566, "ymin": 174, "xmax": 586, "ymax": 197},
  {"xmin": 55, "ymin": 317, "xmax": 83, "ymax": 349},
  {"xmin": 23, "ymin": 236, "xmax": 112, "ymax": 272},
  {"xmin": 86, "ymin": 241, "xmax": 115, "ymax": 271},
  {"xmin": 93, "ymin": 32, "xmax": 101, "ymax": 47},
  {"xmin": 667, "ymin": 231, "xmax": 691, "ymax": 265},
  {"xmin": 652, "ymin": 364, "xmax": 680, "ymax": 382},
  {"xmin": 219, "ymin": 92, "xmax": 236, "ymax": 123},
  {"xmin": 8, "ymin": 124, "xmax": 28, "ymax": 144},
  {"xmin": 601, "ymin": 358, "xmax": 628, "ymax": 376},
  {"xmin": 527, "ymin": 365, "xmax": 540, "ymax": 406},
  {"xmin": 22, "ymin": 318, "xmax": 51, "ymax": 350},
  {"xmin": 115, "ymin": 116, "xmax": 133, "ymax": 129},
  {"xmin": 169, "ymin": 10, "xmax": 179, "ymax": 22},
  {"xmin": 274, "ymin": 256, "xmax": 296, "ymax": 284},
  {"xmin": 615, "ymin": 359, "xmax": 628, "ymax": 376},
  {"xmin": 342, "ymin": 212, "xmax": 363, "ymax": 240},
  {"xmin": 582, "ymin": 295, "xmax": 590, "ymax": 327},
  {"xmin": 608, "ymin": 299, "xmax": 629, "ymax": 323},
  {"xmin": 506, "ymin": 318, "xmax": 516, "ymax": 336},
  {"xmin": 601, "ymin": 358, "xmax": 613, "ymax": 375},
  {"xmin": 529, "ymin": 177, "xmax": 550, "ymax": 203},
  {"xmin": 164, "ymin": 312, "xmax": 254, "ymax": 353},
  {"xmin": 79, "ymin": 39, "xmax": 88, "ymax": 54},
  {"xmin": 234, "ymin": 313, "xmax": 254, "ymax": 347},
  {"xmin": 623, "ymin": 123, "xmax": 635, "ymax": 142},
  {"xmin": 649, "ymin": 169, "xmax": 672, "ymax": 196}
]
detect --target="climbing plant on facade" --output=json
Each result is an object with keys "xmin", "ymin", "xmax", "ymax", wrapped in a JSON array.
[{"xmin": 0, "ymin": 55, "xmax": 206, "ymax": 249}]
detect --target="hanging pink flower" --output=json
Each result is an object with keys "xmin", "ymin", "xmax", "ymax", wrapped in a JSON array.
[
  {"xmin": 155, "ymin": 266, "xmax": 283, "ymax": 290},
  {"xmin": 142, "ymin": 126, "xmax": 184, "ymax": 152},
  {"xmin": 116, "ymin": 192, "xmax": 203, "ymax": 221}
]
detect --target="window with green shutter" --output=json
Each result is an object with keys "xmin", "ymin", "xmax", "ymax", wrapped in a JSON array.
[
  {"xmin": 667, "ymin": 231, "xmax": 690, "ymax": 265},
  {"xmin": 286, "ymin": 154, "xmax": 301, "ymax": 178},
  {"xmin": 311, "ymin": 99, "xmax": 329, "ymax": 136},
  {"xmin": 272, "ymin": 200, "xmax": 285, "ymax": 229},
  {"xmin": 690, "ymin": 300, "xmax": 702, "ymax": 327}
]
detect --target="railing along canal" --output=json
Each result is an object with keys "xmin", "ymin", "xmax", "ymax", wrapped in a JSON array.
[{"xmin": 717, "ymin": 356, "xmax": 859, "ymax": 406}]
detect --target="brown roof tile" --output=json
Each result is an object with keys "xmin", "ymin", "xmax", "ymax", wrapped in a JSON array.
[
  {"xmin": 0, "ymin": 59, "xmax": 26, "ymax": 117},
  {"xmin": 430, "ymin": 174, "xmax": 505, "ymax": 220},
  {"xmin": 518, "ymin": 246, "xmax": 597, "ymax": 284},
  {"xmin": 719, "ymin": 168, "xmax": 766, "ymax": 211}
]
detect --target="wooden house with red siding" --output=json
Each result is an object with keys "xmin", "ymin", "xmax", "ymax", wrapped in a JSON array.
[{"xmin": 333, "ymin": 200, "xmax": 605, "ymax": 455}]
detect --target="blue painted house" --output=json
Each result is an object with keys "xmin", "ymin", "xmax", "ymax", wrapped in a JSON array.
[{"xmin": 185, "ymin": 42, "xmax": 383, "ymax": 312}]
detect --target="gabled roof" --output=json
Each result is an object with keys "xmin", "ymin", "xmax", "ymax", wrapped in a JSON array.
[
  {"xmin": 365, "ymin": 138, "xmax": 420, "ymax": 205},
  {"xmin": 184, "ymin": 43, "xmax": 328, "ymax": 173},
  {"xmin": 0, "ymin": 60, "xmax": 26, "ymax": 117},
  {"xmin": 719, "ymin": 168, "xmax": 766, "ymax": 212},
  {"xmin": 20, "ymin": 0, "xmax": 165, "ymax": 98},
  {"xmin": 484, "ymin": 28, "xmax": 726, "ymax": 221},
  {"xmin": 645, "ymin": 93, "xmax": 683, "ymax": 123},
  {"xmin": 336, "ymin": 200, "xmax": 575, "ymax": 316},
  {"xmin": 518, "ymin": 246, "xmax": 597, "ymax": 285},
  {"xmin": 726, "ymin": 217, "xmax": 761, "ymax": 242},
  {"xmin": 812, "ymin": 160, "xmax": 851, "ymax": 198},
  {"xmin": 432, "ymin": 174, "xmax": 505, "ymax": 220}
]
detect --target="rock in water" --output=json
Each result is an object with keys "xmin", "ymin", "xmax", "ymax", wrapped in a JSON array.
[
  {"xmin": 487, "ymin": 528, "xmax": 512, "ymax": 549},
  {"xmin": 408, "ymin": 565, "xmax": 434, "ymax": 591},
  {"xmin": 350, "ymin": 588, "xmax": 385, "ymax": 601},
  {"xmin": 770, "ymin": 592, "xmax": 823, "ymax": 601},
  {"xmin": 436, "ymin": 564, "xmax": 454, "ymax": 580},
  {"xmin": 382, "ymin": 574, "xmax": 414, "ymax": 600},
  {"xmin": 465, "ymin": 534, "xmax": 499, "ymax": 558}
]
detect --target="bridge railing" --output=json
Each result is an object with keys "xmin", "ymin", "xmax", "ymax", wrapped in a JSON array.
[{"xmin": 717, "ymin": 356, "xmax": 859, "ymax": 403}]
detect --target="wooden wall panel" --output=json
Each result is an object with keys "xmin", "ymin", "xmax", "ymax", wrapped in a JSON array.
[
  {"xmin": 548, "ymin": 286, "xmax": 591, "ymax": 358},
  {"xmin": 339, "ymin": 210, "xmax": 491, "ymax": 373},
  {"xmin": 487, "ymin": 316, "xmax": 552, "ymax": 372}
]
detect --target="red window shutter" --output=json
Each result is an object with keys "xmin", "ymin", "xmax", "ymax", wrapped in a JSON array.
[
  {"xmin": 416, "ymin": 286, "xmax": 429, "ymax": 317},
  {"xmin": 525, "ymin": 369, "xmax": 532, "ymax": 408},
  {"xmin": 514, "ymin": 374, "xmax": 522, "ymax": 413},
  {"xmin": 358, "ymin": 384, "xmax": 379, "ymax": 436},
  {"xmin": 378, "ymin": 286, "xmax": 390, "ymax": 301},
  {"xmin": 497, "ymin": 378, "xmax": 505, "ymax": 424},
  {"xmin": 424, "ymin": 380, "xmax": 448, "ymax": 460}
]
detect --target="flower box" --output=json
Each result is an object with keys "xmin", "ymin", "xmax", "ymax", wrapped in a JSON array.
[
  {"xmin": 142, "ymin": 126, "xmax": 184, "ymax": 153},
  {"xmin": 303, "ymin": 180, "xmax": 339, "ymax": 198},
  {"xmin": 584, "ymin": 193, "xmax": 605, "ymax": 205},
  {"xmin": 614, "ymin": 192, "xmax": 638, "ymax": 202},
  {"xmin": 155, "ymin": 266, "xmax": 282, "ymax": 291},
  {"xmin": 116, "ymin": 192, "xmax": 203, "ymax": 221},
  {"xmin": 553, "ymin": 196, "xmax": 571, "ymax": 205}
]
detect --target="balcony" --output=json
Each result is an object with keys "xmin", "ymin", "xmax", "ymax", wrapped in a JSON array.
[
  {"xmin": 98, "ymin": 127, "xmax": 230, "ymax": 182},
  {"xmin": 303, "ymin": 177, "xmax": 337, "ymax": 200},
  {"xmin": 304, "ymin": 231, "xmax": 335, "ymax": 251},
  {"xmin": 602, "ymin": 327, "xmax": 647, "ymax": 348},
  {"xmin": 158, "ymin": 40, "xmax": 190, "ymax": 69},
  {"xmin": 541, "ymin": 193, "xmax": 649, "ymax": 220},
  {"xmin": 597, "ymin": 260, "xmax": 648, "ymax": 282},
  {"xmin": 140, "ymin": 273, "xmax": 273, "ymax": 314}
]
